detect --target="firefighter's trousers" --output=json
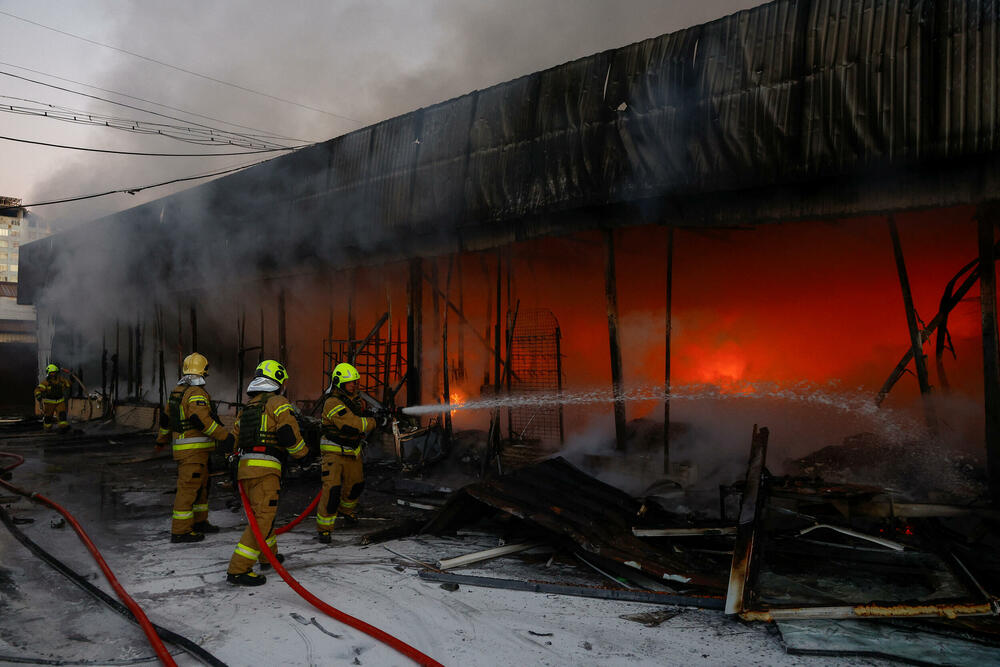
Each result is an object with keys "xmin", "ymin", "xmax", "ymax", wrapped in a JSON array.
[
  {"xmin": 316, "ymin": 451, "xmax": 364, "ymax": 533},
  {"xmin": 227, "ymin": 468, "xmax": 280, "ymax": 575},
  {"xmin": 171, "ymin": 451, "xmax": 211, "ymax": 534},
  {"xmin": 41, "ymin": 400, "xmax": 68, "ymax": 431}
]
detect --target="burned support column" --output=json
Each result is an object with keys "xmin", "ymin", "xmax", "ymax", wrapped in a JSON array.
[
  {"xmin": 126, "ymin": 323, "xmax": 134, "ymax": 399},
  {"xmin": 347, "ymin": 271, "xmax": 357, "ymax": 358},
  {"xmin": 977, "ymin": 209, "xmax": 1000, "ymax": 504},
  {"xmin": 664, "ymin": 227, "xmax": 674, "ymax": 474},
  {"xmin": 604, "ymin": 229, "xmax": 627, "ymax": 451},
  {"xmin": 442, "ymin": 257, "xmax": 454, "ymax": 442},
  {"xmin": 176, "ymin": 307, "xmax": 183, "ymax": 378},
  {"xmin": 888, "ymin": 216, "xmax": 937, "ymax": 433},
  {"xmin": 135, "ymin": 318, "xmax": 143, "ymax": 400},
  {"xmin": 112, "ymin": 321, "xmax": 120, "ymax": 409},
  {"xmin": 726, "ymin": 425, "xmax": 769, "ymax": 615},
  {"xmin": 189, "ymin": 304, "xmax": 198, "ymax": 353},
  {"xmin": 407, "ymin": 258, "xmax": 423, "ymax": 407},
  {"xmin": 278, "ymin": 289, "xmax": 287, "ymax": 364},
  {"xmin": 493, "ymin": 250, "xmax": 503, "ymax": 446},
  {"xmin": 100, "ymin": 329, "xmax": 107, "ymax": 405}
]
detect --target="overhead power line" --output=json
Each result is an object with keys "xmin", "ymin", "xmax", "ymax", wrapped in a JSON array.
[
  {"xmin": 0, "ymin": 96, "xmax": 295, "ymax": 149},
  {"xmin": 14, "ymin": 157, "xmax": 277, "ymax": 208},
  {"xmin": 0, "ymin": 66, "xmax": 311, "ymax": 144},
  {"xmin": 0, "ymin": 133, "xmax": 299, "ymax": 156},
  {"xmin": 0, "ymin": 9, "xmax": 364, "ymax": 126}
]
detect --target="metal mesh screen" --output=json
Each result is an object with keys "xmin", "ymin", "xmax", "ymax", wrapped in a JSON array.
[{"xmin": 508, "ymin": 308, "xmax": 563, "ymax": 444}]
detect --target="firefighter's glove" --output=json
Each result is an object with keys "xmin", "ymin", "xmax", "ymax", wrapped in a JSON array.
[
  {"xmin": 374, "ymin": 408, "xmax": 392, "ymax": 428},
  {"xmin": 222, "ymin": 433, "xmax": 236, "ymax": 455}
]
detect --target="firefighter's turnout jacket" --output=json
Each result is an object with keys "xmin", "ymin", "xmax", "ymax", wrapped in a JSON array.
[
  {"xmin": 316, "ymin": 387, "xmax": 375, "ymax": 532},
  {"xmin": 34, "ymin": 374, "xmax": 71, "ymax": 431},
  {"xmin": 157, "ymin": 383, "xmax": 231, "ymax": 535},
  {"xmin": 226, "ymin": 391, "xmax": 308, "ymax": 576}
]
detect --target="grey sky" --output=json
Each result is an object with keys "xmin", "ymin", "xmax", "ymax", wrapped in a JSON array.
[{"xmin": 1, "ymin": 0, "xmax": 762, "ymax": 227}]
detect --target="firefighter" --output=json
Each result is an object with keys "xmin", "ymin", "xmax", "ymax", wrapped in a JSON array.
[
  {"xmin": 226, "ymin": 360, "xmax": 308, "ymax": 586},
  {"xmin": 156, "ymin": 353, "xmax": 234, "ymax": 543},
  {"xmin": 34, "ymin": 364, "xmax": 71, "ymax": 433},
  {"xmin": 315, "ymin": 362, "xmax": 383, "ymax": 544}
]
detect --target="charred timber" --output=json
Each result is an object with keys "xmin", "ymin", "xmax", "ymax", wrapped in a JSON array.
[
  {"xmin": 741, "ymin": 601, "xmax": 997, "ymax": 622},
  {"xmin": 604, "ymin": 229, "xmax": 627, "ymax": 451},
  {"xmin": 978, "ymin": 207, "xmax": 1000, "ymax": 506},
  {"xmin": 725, "ymin": 425, "xmax": 769, "ymax": 615}
]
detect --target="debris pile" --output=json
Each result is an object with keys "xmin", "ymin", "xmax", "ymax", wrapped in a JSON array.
[{"xmin": 400, "ymin": 426, "xmax": 1000, "ymax": 664}]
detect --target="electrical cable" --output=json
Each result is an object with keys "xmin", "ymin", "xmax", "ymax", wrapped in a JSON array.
[
  {"xmin": 0, "ymin": 66, "xmax": 311, "ymax": 144},
  {"xmin": 0, "ymin": 452, "xmax": 176, "ymax": 666},
  {"xmin": 0, "ymin": 504, "xmax": 226, "ymax": 667},
  {"xmin": 237, "ymin": 481, "xmax": 445, "ymax": 667},
  {"xmin": 0, "ymin": 100, "xmax": 294, "ymax": 149},
  {"xmin": 14, "ymin": 156, "xmax": 277, "ymax": 208},
  {"xmin": 0, "ymin": 10, "xmax": 363, "ymax": 126},
  {"xmin": 0, "ymin": 133, "xmax": 295, "ymax": 156}
]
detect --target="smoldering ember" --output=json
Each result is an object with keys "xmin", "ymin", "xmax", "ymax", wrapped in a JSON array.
[{"xmin": 3, "ymin": 1, "xmax": 1000, "ymax": 665}]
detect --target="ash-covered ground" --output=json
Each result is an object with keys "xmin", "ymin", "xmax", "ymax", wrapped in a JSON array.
[{"xmin": 0, "ymin": 425, "xmax": 897, "ymax": 667}]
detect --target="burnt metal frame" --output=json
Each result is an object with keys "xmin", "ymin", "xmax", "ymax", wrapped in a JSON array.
[{"xmin": 725, "ymin": 425, "xmax": 769, "ymax": 615}]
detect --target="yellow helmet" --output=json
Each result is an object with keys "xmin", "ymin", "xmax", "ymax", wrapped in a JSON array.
[
  {"xmin": 256, "ymin": 360, "xmax": 288, "ymax": 385},
  {"xmin": 332, "ymin": 362, "xmax": 360, "ymax": 386},
  {"xmin": 45, "ymin": 363, "xmax": 60, "ymax": 374},
  {"xmin": 182, "ymin": 353, "xmax": 209, "ymax": 376}
]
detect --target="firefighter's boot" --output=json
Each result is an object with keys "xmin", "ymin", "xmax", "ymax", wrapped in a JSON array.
[
  {"xmin": 227, "ymin": 571, "xmax": 267, "ymax": 586},
  {"xmin": 170, "ymin": 531, "xmax": 205, "ymax": 543},
  {"xmin": 193, "ymin": 521, "xmax": 220, "ymax": 534},
  {"xmin": 259, "ymin": 553, "xmax": 285, "ymax": 570}
]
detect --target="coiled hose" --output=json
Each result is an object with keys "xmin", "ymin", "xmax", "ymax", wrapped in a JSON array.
[
  {"xmin": 0, "ymin": 452, "xmax": 177, "ymax": 666},
  {"xmin": 238, "ymin": 481, "xmax": 445, "ymax": 667}
]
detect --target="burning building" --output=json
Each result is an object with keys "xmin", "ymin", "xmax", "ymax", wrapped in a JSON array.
[{"xmin": 14, "ymin": 0, "xmax": 1000, "ymax": 499}]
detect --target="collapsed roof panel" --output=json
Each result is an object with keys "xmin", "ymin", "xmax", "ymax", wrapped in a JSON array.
[{"xmin": 423, "ymin": 457, "xmax": 728, "ymax": 591}]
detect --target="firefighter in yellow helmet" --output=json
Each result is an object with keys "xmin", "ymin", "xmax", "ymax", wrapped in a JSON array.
[
  {"xmin": 156, "ymin": 353, "xmax": 234, "ymax": 543},
  {"xmin": 34, "ymin": 364, "xmax": 71, "ymax": 433},
  {"xmin": 226, "ymin": 360, "xmax": 308, "ymax": 586},
  {"xmin": 315, "ymin": 362, "xmax": 380, "ymax": 543}
]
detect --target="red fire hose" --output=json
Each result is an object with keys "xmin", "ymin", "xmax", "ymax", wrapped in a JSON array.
[
  {"xmin": 0, "ymin": 452, "xmax": 176, "ymax": 666},
  {"xmin": 237, "ymin": 481, "xmax": 444, "ymax": 667},
  {"xmin": 274, "ymin": 490, "xmax": 320, "ymax": 535}
]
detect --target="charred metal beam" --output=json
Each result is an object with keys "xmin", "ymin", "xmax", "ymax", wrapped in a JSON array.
[
  {"xmin": 888, "ymin": 215, "xmax": 937, "ymax": 432},
  {"xmin": 407, "ymin": 258, "xmax": 423, "ymax": 407},
  {"xmin": 349, "ymin": 312, "xmax": 389, "ymax": 365},
  {"xmin": 979, "ymin": 207, "xmax": 1000, "ymax": 505},
  {"xmin": 835, "ymin": 501, "xmax": 1000, "ymax": 521},
  {"xmin": 634, "ymin": 526, "xmax": 736, "ymax": 538},
  {"xmin": 876, "ymin": 240, "xmax": 997, "ymax": 405},
  {"xmin": 725, "ymin": 425, "xmax": 769, "ymax": 615},
  {"xmin": 664, "ymin": 226, "xmax": 674, "ymax": 474},
  {"xmin": 417, "ymin": 570, "xmax": 725, "ymax": 610},
  {"xmin": 277, "ymin": 289, "xmax": 287, "ymax": 364},
  {"xmin": 189, "ymin": 304, "xmax": 198, "ymax": 353},
  {"xmin": 423, "ymin": 273, "xmax": 520, "ymax": 381},
  {"xmin": 604, "ymin": 229, "xmax": 627, "ymax": 450}
]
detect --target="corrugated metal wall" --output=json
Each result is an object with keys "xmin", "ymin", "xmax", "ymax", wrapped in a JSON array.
[{"xmin": 19, "ymin": 0, "xmax": 1000, "ymax": 302}]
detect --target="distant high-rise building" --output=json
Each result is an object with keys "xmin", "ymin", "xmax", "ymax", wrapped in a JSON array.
[{"xmin": 0, "ymin": 197, "xmax": 51, "ymax": 283}]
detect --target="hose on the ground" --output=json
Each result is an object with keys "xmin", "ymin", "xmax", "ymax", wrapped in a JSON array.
[
  {"xmin": 238, "ymin": 481, "xmax": 445, "ymax": 667},
  {"xmin": 0, "ymin": 504, "xmax": 227, "ymax": 666},
  {"xmin": 0, "ymin": 452, "xmax": 177, "ymax": 666},
  {"xmin": 275, "ymin": 490, "xmax": 321, "ymax": 535}
]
